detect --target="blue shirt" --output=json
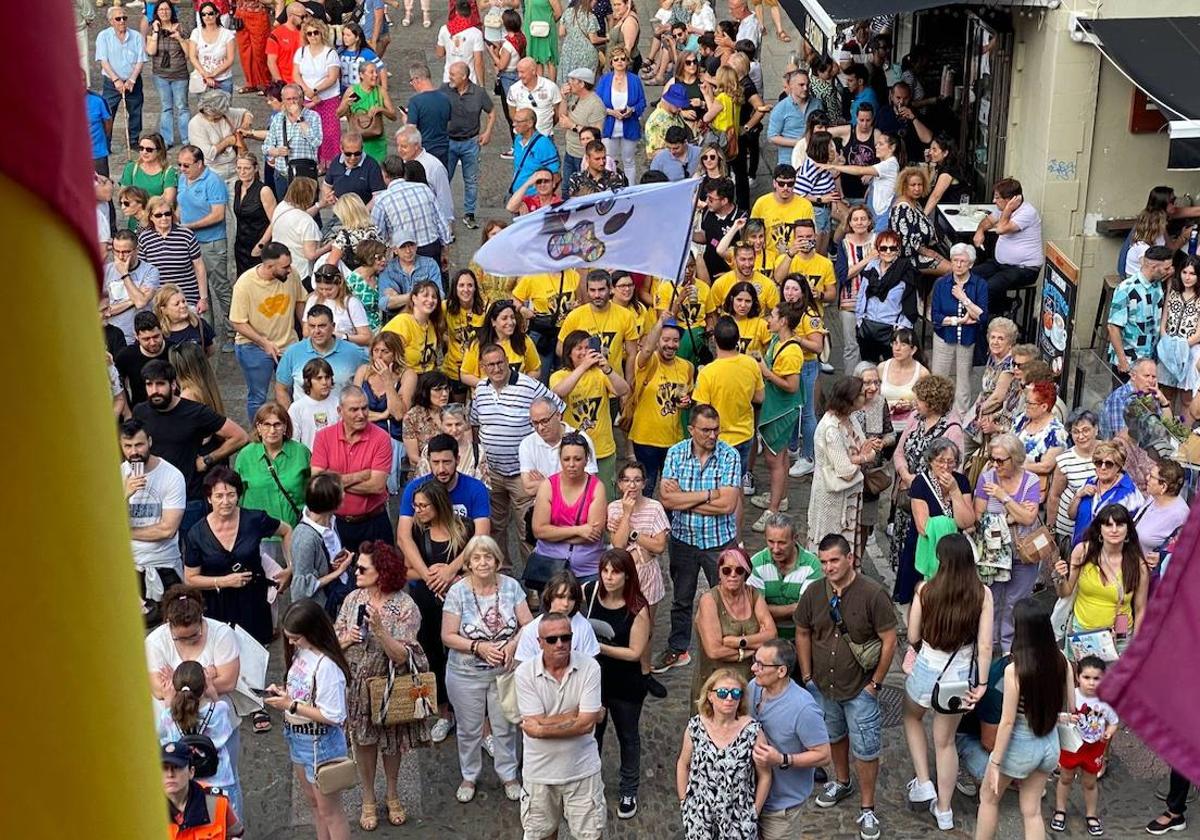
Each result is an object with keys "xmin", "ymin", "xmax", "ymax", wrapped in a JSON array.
[
  {"xmin": 662, "ymin": 439, "xmax": 740, "ymax": 549},
  {"xmin": 930, "ymin": 272, "xmax": 989, "ymax": 347},
  {"xmin": 850, "ymin": 88, "xmax": 880, "ymax": 127},
  {"xmin": 749, "ymin": 679, "xmax": 830, "ymax": 810},
  {"xmin": 359, "ymin": 0, "xmax": 391, "ymax": 37},
  {"xmin": 338, "ymin": 46, "xmax": 383, "ymax": 87},
  {"xmin": 649, "ymin": 145, "xmax": 701, "ymax": 182},
  {"xmin": 95, "ymin": 27, "xmax": 147, "ymax": 80},
  {"xmin": 86, "ymin": 92, "xmax": 112, "ymax": 160},
  {"xmin": 767, "ymin": 95, "xmax": 821, "ymax": 143},
  {"xmin": 1108, "ymin": 272, "xmax": 1163, "ymax": 365},
  {"xmin": 399, "ymin": 472, "xmax": 491, "ymax": 521},
  {"xmin": 177, "ymin": 167, "xmax": 229, "ymax": 243},
  {"xmin": 275, "ymin": 338, "xmax": 368, "ymax": 397},
  {"xmin": 407, "ymin": 90, "xmax": 451, "ymax": 155},
  {"xmin": 323, "ymin": 154, "xmax": 385, "ymax": 204},
  {"xmin": 855, "ymin": 263, "xmax": 914, "ymax": 330},
  {"xmin": 378, "ymin": 256, "xmax": 444, "ymax": 314},
  {"xmin": 512, "ymin": 131, "xmax": 560, "ymax": 195}
]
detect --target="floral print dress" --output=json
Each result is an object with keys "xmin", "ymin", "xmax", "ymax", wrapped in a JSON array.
[{"xmin": 681, "ymin": 716, "xmax": 762, "ymax": 840}]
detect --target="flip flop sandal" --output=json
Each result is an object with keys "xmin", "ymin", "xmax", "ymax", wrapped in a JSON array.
[
  {"xmin": 251, "ymin": 711, "xmax": 272, "ymax": 733},
  {"xmin": 778, "ymin": 31, "xmax": 792, "ymax": 42},
  {"xmin": 1086, "ymin": 816, "xmax": 1104, "ymax": 837},
  {"xmin": 402, "ymin": 15, "xmax": 412, "ymax": 25},
  {"xmin": 1050, "ymin": 811, "xmax": 1067, "ymax": 832}
]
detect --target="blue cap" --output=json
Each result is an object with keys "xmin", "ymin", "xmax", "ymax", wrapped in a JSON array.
[{"xmin": 161, "ymin": 741, "xmax": 191, "ymax": 768}]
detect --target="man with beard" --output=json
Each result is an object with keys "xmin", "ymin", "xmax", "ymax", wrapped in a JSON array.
[
  {"xmin": 115, "ymin": 310, "xmax": 168, "ymax": 406},
  {"xmin": 712, "ymin": 240, "xmax": 780, "ymax": 314},
  {"xmin": 557, "ymin": 270, "xmax": 639, "ymax": 383},
  {"xmin": 133, "ymin": 359, "xmax": 250, "ymax": 533},
  {"xmin": 120, "ymin": 418, "xmax": 186, "ymax": 619},
  {"xmin": 627, "ymin": 309, "xmax": 693, "ymax": 495}
]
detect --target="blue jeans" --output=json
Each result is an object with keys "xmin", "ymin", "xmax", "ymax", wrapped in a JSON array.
[
  {"xmin": 102, "ymin": 76, "xmax": 144, "ymax": 150},
  {"xmin": 235, "ymin": 343, "xmax": 277, "ymax": 424},
  {"xmin": 153, "ymin": 76, "xmax": 191, "ymax": 146},
  {"xmin": 561, "ymin": 153, "xmax": 582, "ymax": 199},
  {"xmin": 799, "ymin": 359, "xmax": 819, "ymax": 460},
  {"xmin": 447, "ymin": 138, "xmax": 481, "ymax": 215},
  {"xmin": 667, "ymin": 536, "xmax": 728, "ymax": 653}
]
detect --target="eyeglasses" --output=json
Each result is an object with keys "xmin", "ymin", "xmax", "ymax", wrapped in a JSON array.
[
  {"xmin": 542, "ymin": 633, "xmax": 573, "ymax": 646},
  {"xmin": 354, "ymin": 565, "xmax": 373, "ymax": 574},
  {"xmin": 989, "ymin": 455, "xmax": 1011, "ymax": 464},
  {"xmin": 482, "ymin": 359, "xmax": 509, "ymax": 370},
  {"xmin": 170, "ymin": 628, "xmax": 202, "ymax": 643},
  {"xmin": 306, "ymin": 30, "xmax": 321, "ymax": 36},
  {"xmin": 719, "ymin": 565, "xmax": 748, "ymax": 578},
  {"xmin": 711, "ymin": 687, "xmax": 744, "ymax": 700},
  {"xmin": 530, "ymin": 415, "xmax": 555, "ymax": 427},
  {"xmin": 619, "ymin": 475, "xmax": 645, "ymax": 483},
  {"xmin": 1093, "ymin": 458, "xmax": 1119, "ymax": 469},
  {"xmin": 876, "ymin": 245, "xmax": 899, "ymax": 253},
  {"xmin": 152, "ymin": 211, "xmax": 173, "ymax": 219},
  {"xmin": 693, "ymin": 425, "xmax": 719, "ymax": 436},
  {"xmin": 751, "ymin": 658, "xmax": 782, "ymax": 669},
  {"xmin": 256, "ymin": 420, "xmax": 285, "ymax": 429},
  {"xmin": 1148, "ymin": 472, "xmax": 1163, "ymax": 483},
  {"xmin": 343, "ymin": 150, "xmax": 363, "ymax": 158}
]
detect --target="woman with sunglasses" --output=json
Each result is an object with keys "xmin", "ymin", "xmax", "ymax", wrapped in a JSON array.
[
  {"xmin": 1068, "ymin": 440, "xmax": 1144, "ymax": 544},
  {"xmin": 305, "ymin": 265, "xmax": 371, "ymax": 346},
  {"xmin": 677, "ymin": 668, "xmax": 770, "ymax": 839},
  {"xmin": 293, "ymin": 19, "xmax": 343, "ymax": 168},
  {"xmin": 690, "ymin": 547, "xmax": 776, "ymax": 706},
  {"xmin": 853, "ymin": 229, "xmax": 918, "ymax": 364},
  {"xmin": 120, "ymin": 132, "xmax": 179, "ymax": 209},
  {"xmin": 146, "ymin": 1, "xmax": 191, "ymax": 147},
  {"xmin": 696, "ymin": 142, "xmax": 727, "ymax": 179},
  {"xmin": 232, "ymin": 153, "xmax": 275, "ymax": 275},
  {"xmin": 139, "ymin": 195, "xmax": 209, "ymax": 313},
  {"xmin": 459, "ymin": 299, "xmax": 541, "ymax": 386},
  {"xmin": 118, "ymin": 185, "xmax": 152, "ymax": 231},
  {"xmin": 189, "ymin": 2, "xmax": 237, "ymax": 94},
  {"xmin": 597, "ymin": 44, "xmax": 648, "ymax": 179},
  {"xmin": 333, "ymin": 542, "xmax": 429, "ymax": 829}
]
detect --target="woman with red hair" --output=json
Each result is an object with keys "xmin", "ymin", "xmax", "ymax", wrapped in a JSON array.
[
  {"xmin": 334, "ymin": 541, "xmax": 429, "ymax": 830},
  {"xmin": 1014, "ymin": 380, "xmax": 1066, "ymax": 489}
]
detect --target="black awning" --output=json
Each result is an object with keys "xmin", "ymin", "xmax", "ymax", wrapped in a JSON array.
[{"xmin": 1082, "ymin": 17, "xmax": 1200, "ymax": 121}]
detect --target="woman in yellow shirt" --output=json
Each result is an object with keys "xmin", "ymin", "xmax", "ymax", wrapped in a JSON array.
[
  {"xmin": 443, "ymin": 268, "xmax": 487, "ymax": 400},
  {"xmin": 752, "ymin": 301, "xmax": 805, "ymax": 524},
  {"xmin": 613, "ymin": 270, "xmax": 657, "ymax": 346},
  {"xmin": 470, "ymin": 220, "xmax": 518, "ymax": 307},
  {"xmin": 721, "ymin": 281, "xmax": 771, "ymax": 357},
  {"xmin": 550, "ymin": 330, "xmax": 632, "ymax": 498},
  {"xmin": 701, "ymin": 66, "xmax": 742, "ymax": 160},
  {"xmin": 780, "ymin": 273, "xmax": 828, "ymax": 471},
  {"xmin": 459, "ymin": 300, "xmax": 542, "ymax": 387},
  {"xmin": 382, "ymin": 280, "xmax": 446, "ymax": 408}
]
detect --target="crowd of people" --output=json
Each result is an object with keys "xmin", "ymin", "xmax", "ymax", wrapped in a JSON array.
[{"xmin": 80, "ymin": 1, "xmax": 1197, "ymax": 838}]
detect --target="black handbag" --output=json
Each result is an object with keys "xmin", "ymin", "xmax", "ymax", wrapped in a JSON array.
[
  {"xmin": 857, "ymin": 318, "xmax": 898, "ymax": 348},
  {"xmin": 282, "ymin": 115, "xmax": 319, "ymax": 181},
  {"xmin": 521, "ymin": 476, "xmax": 594, "ymax": 591},
  {"xmin": 528, "ymin": 272, "xmax": 569, "ymax": 355}
]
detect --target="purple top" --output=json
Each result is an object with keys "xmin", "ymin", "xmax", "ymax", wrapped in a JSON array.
[
  {"xmin": 1133, "ymin": 495, "xmax": 1190, "ymax": 555},
  {"xmin": 974, "ymin": 468, "xmax": 1041, "ymax": 538}
]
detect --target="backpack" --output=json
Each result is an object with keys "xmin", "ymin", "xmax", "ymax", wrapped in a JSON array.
[{"xmin": 181, "ymin": 704, "xmax": 220, "ymax": 778}]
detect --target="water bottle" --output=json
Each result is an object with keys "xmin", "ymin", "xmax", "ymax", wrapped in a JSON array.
[
  {"xmin": 959, "ymin": 193, "xmax": 969, "ymax": 211},
  {"xmin": 1189, "ymin": 227, "xmax": 1198, "ymax": 257}
]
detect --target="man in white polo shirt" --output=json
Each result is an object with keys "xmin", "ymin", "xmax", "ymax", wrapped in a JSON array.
[
  {"xmin": 519, "ymin": 396, "xmax": 599, "ymax": 496},
  {"xmin": 515, "ymin": 611, "xmax": 605, "ymax": 839}
]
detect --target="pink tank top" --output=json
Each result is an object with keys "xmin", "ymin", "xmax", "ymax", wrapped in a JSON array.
[{"xmin": 539, "ymin": 473, "xmax": 604, "ymax": 578}]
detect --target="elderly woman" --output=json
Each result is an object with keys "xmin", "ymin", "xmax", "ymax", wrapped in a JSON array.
[
  {"xmin": 235, "ymin": 403, "xmax": 310, "ymax": 529},
  {"xmin": 335, "ymin": 61, "xmax": 396, "ymax": 164},
  {"xmin": 1068, "ymin": 439, "xmax": 1144, "ymax": 544},
  {"xmin": 691, "ymin": 547, "xmax": 776, "ymax": 705},
  {"xmin": 1047, "ymin": 409, "xmax": 1100, "ymax": 547},
  {"xmin": 972, "ymin": 434, "xmax": 1042, "ymax": 652},
  {"xmin": 1014, "ymin": 381, "xmax": 1066, "ymax": 491},
  {"xmin": 1132, "ymin": 460, "xmax": 1189, "ymax": 563},
  {"xmin": 930, "ymin": 243, "xmax": 988, "ymax": 414},
  {"xmin": 852, "ymin": 361, "xmax": 896, "ymax": 559},
  {"xmin": 138, "ymin": 195, "xmax": 208, "ymax": 312},
  {"xmin": 597, "ymin": 45, "xmax": 648, "ymax": 179},
  {"xmin": 121, "ymin": 133, "xmax": 179, "ymax": 207},
  {"xmin": 188, "ymin": 2, "xmax": 237, "ymax": 94},
  {"xmin": 894, "ymin": 437, "xmax": 976, "ymax": 607},
  {"xmin": 334, "ymin": 541, "xmax": 429, "ymax": 829},
  {"xmin": 184, "ymin": 466, "xmax": 293, "ymax": 646},
  {"xmin": 677, "ymin": 668, "xmax": 770, "ymax": 840},
  {"xmin": 965, "ymin": 316, "xmax": 1021, "ymax": 454},
  {"xmin": 890, "ymin": 375, "xmax": 963, "ymax": 577},
  {"xmin": 294, "ymin": 19, "xmax": 343, "ymax": 168},
  {"xmin": 188, "ymin": 90, "xmax": 253, "ymax": 181},
  {"xmin": 808, "ymin": 376, "xmax": 882, "ymax": 553},
  {"xmin": 531, "ymin": 432, "xmax": 608, "ymax": 583},
  {"xmin": 888, "ymin": 166, "xmax": 951, "ymax": 277},
  {"xmin": 854, "ymin": 229, "xmax": 919, "ymax": 363},
  {"xmin": 232, "ymin": 153, "xmax": 275, "ymax": 275},
  {"xmin": 441, "ymin": 535, "xmax": 533, "ymax": 804}
]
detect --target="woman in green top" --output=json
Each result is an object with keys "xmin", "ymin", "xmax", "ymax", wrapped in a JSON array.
[
  {"xmin": 120, "ymin": 132, "xmax": 179, "ymax": 209},
  {"xmin": 235, "ymin": 403, "xmax": 311, "ymax": 531},
  {"xmin": 524, "ymin": 0, "xmax": 562, "ymax": 77},
  {"xmin": 335, "ymin": 61, "xmax": 397, "ymax": 163},
  {"xmin": 754, "ymin": 301, "xmax": 805, "ymax": 523}
]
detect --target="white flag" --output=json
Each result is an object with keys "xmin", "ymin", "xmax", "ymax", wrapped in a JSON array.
[{"xmin": 473, "ymin": 179, "xmax": 700, "ymax": 279}]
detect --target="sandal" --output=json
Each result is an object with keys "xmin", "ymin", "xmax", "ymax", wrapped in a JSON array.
[
  {"xmin": 1086, "ymin": 816, "xmax": 1104, "ymax": 837},
  {"xmin": 360, "ymin": 802, "xmax": 378, "ymax": 831},
  {"xmin": 401, "ymin": 14, "xmax": 412, "ymax": 25},
  {"xmin": 1050, "ymin": 810, "xmax": 1066, "ymax": 832},
  {"xmin": 386, "ymin": 797, "xmax": 407, "ymax": 826},
  {"xmin": 778, "ymin": 31, "xmax": 792, "ymax": 42},
  {"xmin": 456, "ymin": 781, "xmax": 476, "ymax": 803},
  {"xmin": 251, "ymin": 711, "xmax": 272, "ymax": 733},
  {"xmin": 423, "ymin": 16, "xmax": 432, "ymax": 27}
]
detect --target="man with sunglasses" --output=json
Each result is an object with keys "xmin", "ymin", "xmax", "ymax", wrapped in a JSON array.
[
  {"xmin": 750, "ymin": 164, "xmax": 814, "ymax": 270},
  {"xmin": 322, "ymin": 132, "xmax": 384, "ymax": 204},
  {"xmin": 749, "ymin": 638, "xmax": 832, "ymax": 839},
  {"xmin": 515, "ymin": 612, "xmax": 606, "ymax": 840},
  {"xmin": 794, "ymin": 534, "xmax": 897, "ymax": 840},
  {"xmin": 96, "ymin": 5, "xmax": 147, "ymax": 150},
  {"xmin": 695, "ymin": 178, "xmax": 746, "ymax": 278}
]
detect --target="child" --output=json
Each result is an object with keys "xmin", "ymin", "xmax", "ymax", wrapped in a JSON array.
[
  {"xmin": 1052, "ymin": 655, "xmax": 1119, "ymax": 837},
  {"xmin": 288, "ymin": 358, "xmax": 340, "ymax": 449},
  {"xmin": 157, "ymin": 661, "xmax": 241, "ymax": 821}
]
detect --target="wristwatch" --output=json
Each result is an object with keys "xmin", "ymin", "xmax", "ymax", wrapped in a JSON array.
[
  {"xmin": 779, "ymin": 752, "xmax": 791, "ymax": 770},
  {"xmin": 868, "ymin": 679, "xmax": 882, "ymax": 692},
  {"xmin": 628, "ymin": 530, "xmax": 639, "ymax": 543},
  {"xmin": 288, "ymin": 701, "xmax": 298, "ymax": 715}
]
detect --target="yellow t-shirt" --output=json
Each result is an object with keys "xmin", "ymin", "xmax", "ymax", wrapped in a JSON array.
[
  {"xmin": 559, "ymin": 303, "xmax": 639, "ymax": 373},
  {"xmin": 619, "ymin": 302, "xmax": 657, "ymax": 344},
  {"xmin": 512, "ymin": 270, "xmax": 581, "ymax": 318},
  {"xmin": 711, "ymin": 92, "xmax": 739, "ymax": 133},
  {"xmin": 793, "ymin": 306, "xmax": 826, "ymax": 363},
  {"xmin": 771, "ymin": 337, "xmax": 805, "ymax": 377},
  {"xmin": 750, "ymin": 193, "xmax": 815, "ymax": 269},
  {"xmin": 442, "ymin": 305, "xmax": 486, "ymax": 381},
  {"xmin": 629, "ymin": 352, "xmax": 694, "ymax": 448},
  {"xmin": 550, "ymin": 367, "xmax": 617, "ymax": 458},
  {"xmin": 381, "ymin": 313, "xmax": 439, "ymax": 372},
  {"xmin": 735, "ymin": 316, "xmax": 771, "ymax": 356},
  {"xmin": 229, "ymin": 268, "xmax": 305, "ymax": 346},
  {"xmin": 653, "ymin": 279, "xmax": 715, "ymax": 331},
  {"xmin": 710, "ymin": 269, "xmax": 781, "ymax": 313},
  {"xmin": 774, "ymin": 251, "xmax": 837, "ymax": 301},
  {"xmin": 692, "ymin": 354, "xmax": 764, "ymax": 446},
  {"xmin": 460, "ymin": 337, "xmax": 542, "ymax": 380}
]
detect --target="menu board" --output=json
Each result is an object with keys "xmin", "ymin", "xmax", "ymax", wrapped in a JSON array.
[{"xmin": 1037, "ymin": 242, "xmax": 1080, "ymax": 393}]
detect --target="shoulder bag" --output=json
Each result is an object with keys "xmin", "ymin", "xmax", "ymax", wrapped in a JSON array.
[
  {"xmin": 826, "ymin": 579, "xmax": 881, "ymax": 672},
  {"xmin": 529, "ymin": 271, "xmax": 568, "ymax": 355},
  {"xmin": 306, "ymin": 658, "xmax": 359, "ymax": 795},
  {"xmin": 282, "ymin": 115, "xmax": 320, "ymax": 181},
  {"xmin": 930, "ymin": 640, "xmax": 978, "ymax": 715},
  {"xmin": 522, "ymin": 475, "xmax": 594, "ymax": 591},
  {"xmin": 496, "ymin": 666, "xmax": 523, "ymax": 724},
  {"xmin": 1012, "ymin": 472, "xmax": 1056, "ymax": 566},
  {"xmin": 180, "ymin": 704, "xmax": 220, "ymax": 777},
  {"xmin": 367, "ymin": 646, "xmax": 438, "ymax": 725},
  {"xmin": 264, "ymin": 452, "xmax": 303, "ymax": 521},
  {"xmin": 508, "ymin": 133, "xmax": 556, "ymax": 195},
  {"xmin": 582, "ymin": 579, "xmax": 615, "ymax": 641}
]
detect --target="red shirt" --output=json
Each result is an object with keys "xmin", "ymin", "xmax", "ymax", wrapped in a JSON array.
[
  {"xmin": 266, "ymin": 24, "xmax": 304, "ymax": 83},
  {"xmin": 311, "ymin": 421, "xmax": 392, "ymax": 517}
]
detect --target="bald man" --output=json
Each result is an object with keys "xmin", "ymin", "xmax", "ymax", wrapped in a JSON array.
[
  {"xmin": 441, "ymin": 60, "xmax": 496, "ymax": 227},
  {"xmin": 266, "ymin": 3, "xmax": 307, "ymax": 83},
  {"xmin": 509, "ymin": 107, "xmax": 560, "ymax": 196},
  {"xmin": 506, "ymin": 57, "xmax": 561, "ymax": 136}
]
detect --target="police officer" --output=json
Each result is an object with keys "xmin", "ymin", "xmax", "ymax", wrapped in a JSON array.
[{"xmin": 163, "ymin": 741, "xmax": 243, "ymax": 839}]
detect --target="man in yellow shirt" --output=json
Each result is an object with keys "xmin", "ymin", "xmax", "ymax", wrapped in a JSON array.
[
  {"xmin": 629, "ymin": 308, "xmax": 694, "ymax": 493},
  {"xmin": 692, "ymin": 317, "xmax": 764, "ymax": 519},
  {"xmin": 710, "ymin": 241, "xmax": 781, "ymax": 313},
  {"xmin": 750, "ymin": 164, "xmax": 815, "ymax": 269},
  {"xmin": 557, "ymin": 270, "xmax": 640, "ymax": 383}
]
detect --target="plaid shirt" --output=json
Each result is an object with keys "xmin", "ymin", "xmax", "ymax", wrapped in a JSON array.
[
  {"xmin": 1099, "ymin": 381, "xmax": 1164, "ymax": 439},
  {"xmin": 265, "ymin": 109, "xmax": 323, "ymax": 178},
  {"xmin": 1107, "ymin": 273, "xmax": 1163, "ymax": 365},
  {"xmin": 662, "ymin": 439, "xmax": 740, "ymax": 549},
  {"xmin": 371, "ymin": 180, "xmax": 452, "ymax": 249}
]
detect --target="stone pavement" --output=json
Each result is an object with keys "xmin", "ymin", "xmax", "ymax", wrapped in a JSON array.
[{"xmin": 87, "ymin": 6, "xmax": 1175, "ymax": 838}]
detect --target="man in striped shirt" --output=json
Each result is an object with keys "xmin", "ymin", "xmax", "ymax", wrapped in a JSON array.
[
  {"xmin": 469, "ymin": 344, "xmax": 564, "ymax": 565},
  {"xmin": 371, "ymin": 155, "xmax": 453, "ymax": 268}
]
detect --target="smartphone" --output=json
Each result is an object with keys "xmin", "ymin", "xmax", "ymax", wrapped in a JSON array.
[
  {"xmin": 356, "ymin": 604, "xmax": 368, "ymax": 628},
  {"xmin": 130, "ymin": 460, "xmax": 145, "ymax": 478},
  {"xmin": 348, "ymin": 92, "xmax": 360, "ymax": 102},
  {"xmin": 587, "ymin": 335, "xmax": 603, "ymax": 355},
  {"xmin": 250, "ymin": 687, "xmax": 270, "ymax": 697}
]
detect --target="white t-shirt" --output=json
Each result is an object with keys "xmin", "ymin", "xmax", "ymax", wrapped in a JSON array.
[
  {"xmin": 122, "ymin": 458, "xmax": 186, "ymax": 572},
  {"xmin": 437, "ymin": 25, "xmax": 485, "ymax": 83},
  {"xmin": 271, "ymin": 202, "xmax": 322, "ymax": 279},
  {"xmin": 497, "ymin": 38, "xmax": 519, "ymax": 74},
  {"xmin": 1123, "ymin": 235, "xmax": 1166, "ymax": 278},
  {"xmin": 289, "ymin": 391, "xmax": 341, "ymax": 449},
  {"xmin": 144, "ymin": 617, "xmax": 240, "ymax": 714},
  {"xmin": 190, "ymin": 27, "xmax": 236, "ymax": 81},
  {"xmin": 514, "ymin": 612, "xmax": 600, "ymax": 662},
  {"xmin": 518, "ymin": 426, "xmax": 600, "ymax": 478},
  {"xmin": 304, "ymin": 292, "xmax": 370, "ymax": 339},
  {"xmin": 690, "ymin": 3, "xmax": 715, "ymax": 32},
  {"xmin": 293, "ymin": 45, "xmax": 342, "ymax": 101},
  {"xmin": 285, "ymin": 647, "xmax": 348, "ymax": 724},
  {"xmin": 96, "ymin": 203, "xmax": 111, "ymax": 247},
  {"xmin": 869, "ymin": 156, "xmax": 900, "ymax": 219},
  {"xmin": 507, "ymin": 75, "xmax": 563, "ymax": 136}
]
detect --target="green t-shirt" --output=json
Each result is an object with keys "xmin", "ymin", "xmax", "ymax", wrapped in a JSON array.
[
  {"xmin": 747, "ymin": 544, "xmax": 823, "ymax": 639},
  {"xmin": 233, "ymin": 440, "xmax": 311, "ymax": 530},
  {"xmin": 120, "ymin": 161, "xmax": 180, "ymax": 199}
]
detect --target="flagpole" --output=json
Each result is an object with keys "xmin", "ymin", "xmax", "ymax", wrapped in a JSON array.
[{"xmin": 671, "ymin": 179, "xmax": 703, "ymax": 284}]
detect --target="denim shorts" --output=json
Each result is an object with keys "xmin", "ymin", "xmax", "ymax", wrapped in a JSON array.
[
  {"xmin": 997, "ymin": 717, "xmax": 1059, "ymax": 780},
  {"xmin": 284, "ymin": 724, "xmax": 348, "ymax": 783},
  {"xmin": 806, "ymin": 682, "xmax": 882, "ymax": 761},
  {"xmin": 812, "ymin": 203, "xmax": 832, "ymax": 233},
  {"xmin": 733, "ymin": 438, "xmax": 754, "ymax": 476},
  {"xmin": 905, "ymin": 649, "xmax": 972, "ymax": 708}
]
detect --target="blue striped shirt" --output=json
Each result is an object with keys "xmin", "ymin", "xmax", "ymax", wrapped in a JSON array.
[
  {"xmin": 662, "ymin": 439, "xmax": 740, "ymax": 549},
  {"xmin": 469, "ymin": 372, "xmax": 564, "ymax": 476},
  {"xmin": 371, "ymin": 180, "xmax": 452, "ymax": 249},
  {"xmin": 265, "ymin": 109, "xmax": 323, "ymax": 178},
  {"xmin": 797, "ymin": 157, "xmax": 837, "ymax": 200}
]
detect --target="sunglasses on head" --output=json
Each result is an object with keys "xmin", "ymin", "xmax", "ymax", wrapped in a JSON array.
[
  {"xmin": 542, "ymin": 632, "xmax": 573, "ymax": 646},
  {"xmin": 712, "ymin": 687, "xmax": 743, "ymax": 700},
  {"xmin": 719, "ymin": 565, "xmax": 747, "ymax": 578}
]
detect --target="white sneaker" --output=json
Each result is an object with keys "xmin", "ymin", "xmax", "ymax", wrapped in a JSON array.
[
  {"xmin": 930, "ymin": 800, "xmax": 954, "ymax": 830},
  {"xmin": 907, "ymin": 777, "xmax": 937, "ymax": 807},
  {"xmin": 741, "ymin": 472, "xmax": 756, "ymax": 495},
  {"xmin": 749, "ymin": 493, "xmax": 788, "ymax": 511},
  {"xmin": 430, "ymin": 717, "xmax": 455, "ymax": 743},
  {"xmin": 751, "ymin": 510, "xmax": 774, "ymax": 533},
  {"xmin": 789, "ymin": 457, "xmax": 815, "ymax": 478}
]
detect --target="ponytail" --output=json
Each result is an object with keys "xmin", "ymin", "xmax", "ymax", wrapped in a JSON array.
[{"xmin": 169, "ymin": 661, "xmax": 207, "ymax": 733}]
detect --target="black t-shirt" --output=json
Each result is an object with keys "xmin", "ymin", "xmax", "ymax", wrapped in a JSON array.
[
  {"xmin": 957, "ymin": 654, "xmax": 1010, "ymax": 739},
  {"xmin": 166, "ymin": 321, "xmax": 215, "ymax": 353},
  {"xmin": 841, "ymin": 129, "xmax": 878, "ymax": 200},
  {"xmin": 115, "ymin": 345, "xmax": 166, "ymax": 406},
  {"xmin": 104, "ymin": 324, "xmax": 128, "ymax": 358},
  {"xmin": 699, "ymin": 206, "xmax": 747, "ymax": 278},
  {"xmin": 133, "ymin": 398, "xmax": 227, "ymax": 499}
]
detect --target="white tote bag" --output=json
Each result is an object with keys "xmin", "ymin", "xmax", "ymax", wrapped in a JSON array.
[{"xmin": 229, "ymin": 622, "xmax": 269, "ymax": 716}]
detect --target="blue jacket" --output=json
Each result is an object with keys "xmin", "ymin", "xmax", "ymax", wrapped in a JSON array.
[
  {"xmin": 596, "ymin": 72, "xmax": 648, "ymax": 141},
  {"xmin": 930, "ymin": 272, "xmax": 989, "ymax": 347}
]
